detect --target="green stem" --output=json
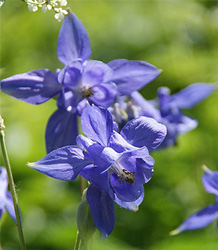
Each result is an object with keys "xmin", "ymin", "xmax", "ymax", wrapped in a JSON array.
[
  {"xmin": 79, "ymin": 176, "xmax": 86, "ymax": 197},
  {"xmin": 0, "ymin": 116, "xmax": 26, "ymax": 250},
  {"xmin": 74, "ymin": 175, "xmax": 86, "ymax": 250},
  {"xmin": 74, "ymin": 231, "xmax": 81, "ymax": 250}
]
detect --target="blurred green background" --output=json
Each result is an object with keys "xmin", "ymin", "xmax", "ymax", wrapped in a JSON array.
[{"xmin": 1, "ymin": 0, "xmax": 218, "ymax": 249}]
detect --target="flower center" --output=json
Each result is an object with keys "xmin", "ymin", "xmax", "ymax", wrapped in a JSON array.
[
  {"xmin": 118, "ymin": 169, "xmax": 136, "ymax": 184},
  {"xmin": 81, "ymin": 86, "xmax": 94, "ymax": 98},
  {"xmin": 112, "ymin": 161, "xmax": 136, "ymax": 184}
]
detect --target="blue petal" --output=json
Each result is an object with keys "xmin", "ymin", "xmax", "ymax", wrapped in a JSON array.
[
  {"xmin": 131, "ymin": 91, "xmax": 161, "ymax": 120},
  {"xmin": 57, "ymin": 12, "xmax": 91, "ymax": 65},
  {"xmin": 109, "ymin": 131, "xmax": 137, "ymax": 153},
  {"xmin": 120, "ymin": 116, "xmax": 167, "ymax": 151},
  {"xmin": 175, "ymin": 115, "xmax": 198, "ymax": 134},
  {"xmin": 28, "ymin": 146, "xmax": 93, "ymax": 181},
  {"xmin": 110, "ymin": 174, "xmax": 144, "ymax": 202},
  {"xmin": 157, "ymin": 87, "xmax": 171, "ymax": 116},
  {"xmin": 86, "ymin": 184, "xmax": 115, "ymax": 238},
  {"xmin": 114, "ymin": 192, "xmax": 144, "ymax": 211},
  {"xmin": 135, "ymin": 158, "xmax": 154, "ymax": 184},
  {"xmin": 57, "ymin": 88, "xmax": 79, "ymax": 113},
  {"xmin": 108, "ymin": 59, "xmax": 160, "ymax": 96},
  {"xmin": 0, "ymin": 208, "xmax": 3, "ymax": 220},
  {"xmin": 80, "ymin": 165, "xmax": 114, "ymax": 200},
  {"xmin": 158, "ymin": 114, "xmax": 198, "ymax": 149},
  {"xmin": 89, "ymin": 83, "xmax": 117, "ymax": 108},
  {"xmin": 172, "ymin": 204, "xmax": 218, "ymax": 234},
  {"xmin": 170, "ymin": 83, "xmax": 215, "ymax": 109},
  {"xmin": 0, "ymin": 69, "xmax": 61, "ymax": 104},
  {"xmin": 84, "ymin": 143, "xmax": 121, "ymax": 172},
  {"xmin": 202, "ymin": 166, "xmax": 218, "ymax": 196},
  {"xmin": 76, "ymin": 135, "xmax": 95, "ymax": 151},
  {"xmin": 82, "ymin": 60, "xmax": 113, "ymax": 87},
  {"xmin": 0, "ymin": 167, "xmax": 8, "ymax": 192},
  {"xmin": 45, "ymin": 109, "xmax": 78, "ymax": 153},
  {"xmin": 5, "ymin": 192, "xmax": 16, "ymax": 222},
  {"xmin": 58, "ymin": 60, "xmax": 83, "ymax": 87},
  {"xmin": 81, "ymin": 105, "xmax": 113, "ymax": 146}
]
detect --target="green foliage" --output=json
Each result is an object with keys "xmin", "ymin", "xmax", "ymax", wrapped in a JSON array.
[
  {"xmin": 77, "ymin": 189, "xmax": 96, "ymax": 247},
  {"xmin": 1, "ymin": 0, "xmax": 218, "ymax": 249}
]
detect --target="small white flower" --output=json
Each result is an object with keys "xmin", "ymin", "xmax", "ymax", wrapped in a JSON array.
[
  {"xmin": 50, "ymin": 0, "xmax": 58, "ymax": 7},
  {"xmin": 54, "ymin": 7, "xmax": 68, "ymax": 21},
  {"xmin": 62, "ymin": 9, "xmax": 68, "ymax": 15},
  {"xmin": 41, "ymin": 4, "xmax": 48, "ymax": 13},
  {"xmin": 60, "ymin": 0, "xmax": 67, "ymax": 7},
  {"xmin": 0, "ymin": 1, "xmax": 4, "ymax": 8},
  {"xmin": 47, "ymin": 4, "xmax": 52, "ymax": 10},
  {"xmin": 27, "ymin": 3, "xmax": 38, "ymax": 12},
  {"xmin": 55, "ymin": 12, "xmax": 65, "ymax": 22}
]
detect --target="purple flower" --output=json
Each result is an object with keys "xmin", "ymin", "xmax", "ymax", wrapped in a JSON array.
[
  {"xmin": 28, "ymin": 105, "xmax": 166, "ymax": 237},
  {"xmin": 1, "ymin": 12, "xmax": 160, "ymax": 153},
  {"xmin": 0, "ymin": 167, "xmax": 16, "ymax": 222},
  {"xmin": 111, "ymin": 83, "xmax": 215, "ymax": 149},
  {"xmin": 171, "ymin": 166, "xmax": 218, "ymax": 235}
]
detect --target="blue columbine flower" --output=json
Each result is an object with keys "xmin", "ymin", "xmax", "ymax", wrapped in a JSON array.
[
  {"xmin": 0, "ymin": 11, "xmax": 160, "ymax": 153},
  {"xmin": 0, "ymin": 167, "xmax": 16, "ymax": 222},
  {"xmin": 28, "ymin": 104, "xmax": 166, "ymax": 237},
  {"xmin": 111, "ymin": 83, "xmax": 215, "ymax": 149},
  {"xmin": 171, "ymin": 166, "xmax": 218, "ymax": 235}
]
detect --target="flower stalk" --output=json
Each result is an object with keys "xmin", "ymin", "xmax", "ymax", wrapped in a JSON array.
[
  {"xmin": 74, "ymin": 231, "xmax": 81, "ymax": 250},
  {"xmin": 0, "ymin": 116, "xmax": 26, "ymax": 250}
]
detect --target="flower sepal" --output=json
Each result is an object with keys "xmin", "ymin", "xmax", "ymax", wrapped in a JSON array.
[{"xmin": 77, "ymin": 188, "xmax": 96, "ymax": 246}]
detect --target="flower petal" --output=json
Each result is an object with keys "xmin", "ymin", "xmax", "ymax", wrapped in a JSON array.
[
  {"xmin": 76, "ymin": 135, "xmax": 95, "ymax": 151},
  {"xmin": 170, "ymin": 83, "xmax": 215, "ymax": 109},
  {"xmin": 131, "ymin": 91, "xmax": 161, "ymax": 121},
  {"xmin": 135, "ymin": 158, "xmax": 154, "ymax": 184},
  {"xmin": 109, "ymin": 131, "xmax": 137, "ymax": 153},
  {"xmin": 158, "ymin": 114, "xmax": 198, "ymax": 149},
  {"xmin": 120, "ymin": 116, "xmax": 167, "ymax": 151},
  {"xmin": 57, "ymin": 88, "xmax": 79, "ymax": 113},
  {"xmin": 57, "ymin": 12, "xmax": 91, "ymax": 65},
  {"xmin": 114, "ymin": 192, "xmax": 144, "ymax": 211},
  {"xmin": 82, "ymin": 60, "xmax": 113, "ymax": 87},
  {"xmin": 0, "ymin": 69, "xmax": 61, "ymax": 104},
  {"xmin": 5, "ymin": 192, "xmax": 16, "ymax": 222},
  {"xmin": 81, "ymin": 105, "xmax": 113, "ymax": 146},
  {"xmin": 108, "ymin": 59, "xmax": 160, "ymax": 96},
  {"xmin": 28, "ymin": 146, "xmax": 92, "ymax": 181},
  {"xmin": 86, "ymin": 184, "xmax": 115, "ymax": 238},
  {"xmin": 89, "ymin": 83, "xmax": 117, "ymax": 108},
  {"xmin": 0, "ymin": 167, "xmax": 8, "ymax": 194},
  {"xmin": 172, "ymin": 204, "xmax": 218, "ymax": 234},
  {"xmin": 80, "ymin": 165, "xmax": 114, "ymax": 200},
  {"xmin": 57, "ymin": 60, "xmax": 83, "ymax": 87},
  {"xmin": 0, "ymin": 209, "xmax": 3, "ymax": 221},
  {"xmin": 110, "ymin": 174, "xmax": 144, "ymax": 202},
  {"xmin": 45, "ymin": 109, "xmax": 78, "ymax": 153},
  {"xmin": 82, "ymin": 142, "xmax": 121, "ymax": 172},
  {"xmin": 202, "ymin": 166, "xmax": 218, "ymax": 196}
]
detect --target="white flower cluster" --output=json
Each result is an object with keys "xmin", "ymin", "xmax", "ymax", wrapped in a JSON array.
[{"xmin": 26, "ymin": 0, "xmax": 68, "ymax": 21}]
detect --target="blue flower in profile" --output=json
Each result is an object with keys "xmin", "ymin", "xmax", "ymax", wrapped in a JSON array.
[
  {"xmin": 28, "ymin": 104, "xmax": 166, "ymax": 237},
  {"xmin": 111, "ymin": 83, "xmax": 215, "ymax": 149},
  {"xmin": 171, "ymin": 166, "xmax": 218, "ymax": 235},
  {"xmin": 0, "ymin": 167, "xmax": 16, "ymax": 222},
  {"xmin": 0, "ymin": 11, "xmax": 160, "ymax": 153}
]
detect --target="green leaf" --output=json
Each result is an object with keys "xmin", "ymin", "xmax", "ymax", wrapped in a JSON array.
[{"xmin": 77, "ymin": 189, "xmax": 96, "ymax": 248}]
